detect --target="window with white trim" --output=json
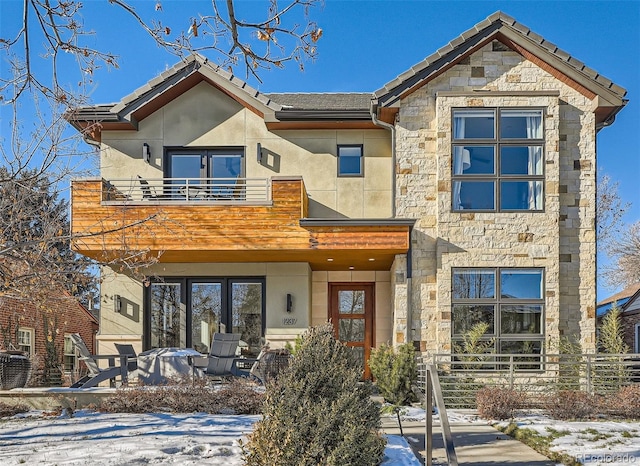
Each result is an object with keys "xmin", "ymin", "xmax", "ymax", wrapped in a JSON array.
[
  {"xmin": 63, "ymin": 335, "xmax": 77, "ymax": 372},
  {"xmin": 452, "ymin": 108, "xmax": 544, "ymax": 212},
  {"xmin": 452, "ymin": 268, "xmax": 545, "ymax": 356},
  {"xmin": 17, "ymin": 328, "xmax": 33, "ymax": 358},
  {"xmin": 635, "ymin": 323, "xmax": 640, "ymax": 353}
]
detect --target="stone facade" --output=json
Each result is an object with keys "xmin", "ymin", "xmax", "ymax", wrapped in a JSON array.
[{"xmin": 394, "ymin": 41, "xmax": 598, "ymax": 353}]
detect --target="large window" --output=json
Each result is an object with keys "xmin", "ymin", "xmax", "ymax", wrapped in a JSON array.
[
  {"xmin": 166, "ymin": 148, "xmax": 245, "ymax": 198},
  {"xmin": 452, "ymin": 108, "xmax": 544, "ymax": 212},
  {"xmin": 145, "ymin": 278, "xmax": 265, "ymax": 357},
  {"xmin": 452, "ymin": 268, "xmax": 545, "ymax": 356}
]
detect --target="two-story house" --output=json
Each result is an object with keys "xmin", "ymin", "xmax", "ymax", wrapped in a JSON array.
[{"xmin": 67, "ymin": 12, "xmax": 627, "ymax": 374}]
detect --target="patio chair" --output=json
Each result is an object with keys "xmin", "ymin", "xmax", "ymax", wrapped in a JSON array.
[
  {"xmin": 203, "ymin": 333, "xmax": 255, "ymax": 378},
  {"xmin": 114, "ymin": 343, "xmax": 138, "ymax": 372},
  {"xmin": 68, "ymin": 334, "xmax": 129, "ymax": 388},
  {"xmin": 137, "ymin": 175, "xmax": 160, "ymax": 200}
]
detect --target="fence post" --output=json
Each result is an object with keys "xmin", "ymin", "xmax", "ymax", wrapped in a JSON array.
[
  {"xmin": 425, "ymin": 364, "xmax": 433, "ymax": 466},
  {"xmin": 586, "ymin": 354, "xmax": 592, "ymax": 395},
  {"xmin": 509, "ymin": 355, "xmax": 514, "ymax": 390}
]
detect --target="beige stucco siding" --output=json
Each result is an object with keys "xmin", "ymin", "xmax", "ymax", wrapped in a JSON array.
[
  {"xmin": 98, "ymin": 262, "xmax": 312, "ymax": 351},
  {"xmin": 394, "ymin": 41, "xmax": 597, "ymax": 352},
  {"xmin": 100, "ymin": 82, "xmax": 392, "ymax": 219}
]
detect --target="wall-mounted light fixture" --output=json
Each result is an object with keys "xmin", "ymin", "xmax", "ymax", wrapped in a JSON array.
[
  {"xmin": 142, "ymin": 143, "xmax": 151, "ymax": 164},
  {"xmin": 257, "ymin": 142, "xmax": 263, "ymax": 163},
  {"xmin": 114, "ymin": 294, "xmax": 122, "ymax": 313},
  {"xmin": 286, "ymin": 293, "xmax": 293, "ymax": 313}
]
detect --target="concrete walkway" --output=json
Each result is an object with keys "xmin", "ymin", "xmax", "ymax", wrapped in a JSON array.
[{"xmin": 381, "ymin": 418, "xmax": 556, "ymax": 466}]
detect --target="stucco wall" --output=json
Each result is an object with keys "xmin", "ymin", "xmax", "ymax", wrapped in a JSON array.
[
  {"xmin": 394, "ymin": 41, "xmax": 597, "ymax": 352},
  {"xmin": 100, "ymin": 82, "xmax": 392, "ymax": 219},
  {"xmin": 97, "ymin": 262, "xmax": 311, "ymax": 353}
]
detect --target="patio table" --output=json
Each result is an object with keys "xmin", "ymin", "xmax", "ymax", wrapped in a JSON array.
[{"xmin": 137, "ymin": 348, "xmax": 203, "ymax": 385}]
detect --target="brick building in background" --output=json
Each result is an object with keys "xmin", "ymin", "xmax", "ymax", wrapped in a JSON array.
[{"xmin": 0, "ymin": 293, "xmax": 98, "ymax": 386}]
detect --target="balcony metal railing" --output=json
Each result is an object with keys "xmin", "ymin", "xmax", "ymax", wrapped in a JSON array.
[
  {"xmin": 103, "ymin": 177, "xmax": 271, "ymax": 203},
  {"xmin": 418, "ymin": 352, "xmax": 640, "ymax": 408}
]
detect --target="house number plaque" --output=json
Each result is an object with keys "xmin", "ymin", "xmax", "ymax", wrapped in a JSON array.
[{"xmin": 282, "ymin": 318, "xmax": 297, "ymax": 326}]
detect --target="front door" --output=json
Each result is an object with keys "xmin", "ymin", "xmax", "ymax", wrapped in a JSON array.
[{"xmin": 329, "ymin": 283, "xmax": 374, "ymax": 379}]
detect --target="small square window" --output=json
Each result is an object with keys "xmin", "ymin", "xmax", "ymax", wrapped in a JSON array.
[{"xmin": 338, "ymin": 145, "xmax": 363, "ymax": 176}]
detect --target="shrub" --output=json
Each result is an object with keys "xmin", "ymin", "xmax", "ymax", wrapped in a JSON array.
[
  {"xmin": 99, "ymin": 378, "xmax": 264, "ymax": 414},
  {"xmin": 241, "ymin": 324, "xmax": 386, "ymax": 466},
  {"xmin": 0, "ymin": 401, "xmax": 29, "ymax": 418},
  {"xmin": 369, "ymin": 343, "xmax": 417, "ymax": 406},
  {"xmin": 543, "ymin": 390, "xmax": 597, "ymax": 420},
  {"xmin": 605, "ymin": 385, "xmax": 640, "ymax": 419},
  {"xmin": 476, "ymin": 387, "xmax": 525, "ymax": 420}
]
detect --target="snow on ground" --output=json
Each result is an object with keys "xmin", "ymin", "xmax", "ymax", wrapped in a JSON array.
[
  {"xmin": 495, "ymin": 413, "xmax": 640, "ymax": 466},
  {"xmin": 0, "ymin": 410, "xmax": 420, "ymax": 465},
  {"xmin": 2, "ymin": 408, "xmax": 640, "ymax": 465}
]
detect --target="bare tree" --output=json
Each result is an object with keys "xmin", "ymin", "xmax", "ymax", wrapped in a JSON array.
[
  {"xmin": 597, "ymin": 174, "xmax": 630, "ymax": 246},
  {"xmin": 602, "ymin": 221, "xmax": 640, "ymax": 288},
  {"xmin": 596, "ymin": 174, "xmax": 637, "ymax": 289},
  {"xmin": 0, "ymin": 0, "xmax": 322, "ymax": 300}
]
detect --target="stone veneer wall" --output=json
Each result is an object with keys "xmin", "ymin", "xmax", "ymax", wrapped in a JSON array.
[{"xmin": 394, "ymin": 41, "xmax": 597, "ymax": 353}]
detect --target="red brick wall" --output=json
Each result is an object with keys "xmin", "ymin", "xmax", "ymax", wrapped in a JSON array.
[{"xmin": 0, "ymin": 294, "xmax": 98, "ymax": 386}]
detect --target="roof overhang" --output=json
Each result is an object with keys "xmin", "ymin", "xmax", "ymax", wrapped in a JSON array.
[{"xmin": 373, "ymin": 12, "xmax": 628, "ymax": 128}]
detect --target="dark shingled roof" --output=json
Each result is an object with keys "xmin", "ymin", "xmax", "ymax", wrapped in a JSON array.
[
  {"xmin": 265, "ymin": 93, "xmax": 372, "ymax": 111},
  {"xmin": 375, "ymin": 11, "xmax": 627, "ymax": 107}
]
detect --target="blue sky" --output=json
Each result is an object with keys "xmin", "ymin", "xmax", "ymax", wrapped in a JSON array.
[{"xmin": 1, "ymin": 0, "xmax": 638, "ymax": 299}]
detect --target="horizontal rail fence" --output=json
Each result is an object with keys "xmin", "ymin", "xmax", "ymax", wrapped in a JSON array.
[
  {"xmin": 418, "ymin": 353, "xmax": 640, "ymax": 409},
  {"xmin": 104, "ymin": 178, "xmax": 271, "ymax": 203}
]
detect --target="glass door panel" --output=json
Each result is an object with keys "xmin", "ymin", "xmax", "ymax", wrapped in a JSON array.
[
  {"xmin": 231, "ymin": 282, "xmax": 263, "ymax": 357},
  {"xmin": 169, "ymin": 154, "xmax": 203, "ymax": 198},
  {"xmin": 190, "ymin": 283, "xmax": 222, "ymax": 354},
  {"xmin": 149, "ymin": 283, "xmax": 184, "ymax": 348},
  {"xmin": 330, "ymin": 284, "xmax": 374, "ymax": 379}
]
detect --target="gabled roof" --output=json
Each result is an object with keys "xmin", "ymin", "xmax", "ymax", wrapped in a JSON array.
[
  {"xmin": 597, "ymin": 283, "xmax": 640, "ymax": 316},
  {"xmin": 68, "ymin": 11, "xmax": 628, "ymax": 139},
  {"xmin": 67, "ymin": 54, "xmax": 284, "ymax": 138},
  {"xmin": 373, "ymin": 11, "xmax": 627, "ymax": 126}
]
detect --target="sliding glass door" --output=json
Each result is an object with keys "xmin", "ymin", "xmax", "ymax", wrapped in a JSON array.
[{"xmin": 146, "ymin": 278, "xmax": 264, "ymax": 356}]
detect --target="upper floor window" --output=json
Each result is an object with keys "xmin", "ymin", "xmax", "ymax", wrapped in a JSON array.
[
  {"xmin": 17, "ymin": 328, "xmax": 33, "ymax": 358},
  {"xmin": 452, "ymin": 108, "xmax": 544, "ymax": 212},
  {"xmin": 166, "ymin": 148, "xmax": 244, "ymax": 182},
  {"xmin": 338, "ymin": 145, "xmax": 363, "ymax": 177}
]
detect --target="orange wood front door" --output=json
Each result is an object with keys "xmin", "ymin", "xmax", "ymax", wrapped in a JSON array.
[{"xmin": 329, "ymin": 283, "xmax": 375, "ymax": 379}]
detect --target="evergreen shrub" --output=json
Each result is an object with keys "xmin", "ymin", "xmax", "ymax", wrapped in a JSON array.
[
  {"xmin": 241, "ymin": 324, "xmax": 386, "ymax": 466},
  {"xmin": 369, "ymin": 343, "xmax": 418, "ymax": 406}
]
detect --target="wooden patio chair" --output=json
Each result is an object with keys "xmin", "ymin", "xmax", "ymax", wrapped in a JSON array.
[
  {"xmin": 196, "ymin": 333, "xmax": 261, "ymax": 379},
  {"xmin": 68, "ymin": 334, "xmax": 129, "ymax": 388},
  {"xmin": 114, "ymin": 343, "xmax": 138, "ymax": 372}
]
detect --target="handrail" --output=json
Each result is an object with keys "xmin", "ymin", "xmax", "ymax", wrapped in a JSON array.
[{"xmin": 103, "ymin": 177, "xmax": 271, "ymax": 203}]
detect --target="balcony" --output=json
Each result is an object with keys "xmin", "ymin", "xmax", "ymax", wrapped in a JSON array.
[
  {"xmin": 103, "ymin": 177, "xmax": 271, "ymax": 204},
  {"xmin": 71, "ymin": 176, "xmax": 412, "ymax": 270}
]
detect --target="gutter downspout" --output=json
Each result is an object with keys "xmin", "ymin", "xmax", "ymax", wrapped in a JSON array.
[{"xmin": 370, "ymin": 101, "xmax": 413, "ymax": 345}]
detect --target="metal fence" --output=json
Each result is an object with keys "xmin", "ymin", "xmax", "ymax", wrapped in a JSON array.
[
  {"xmin": 418, "ymin": 353, "xmax": 640, "ymax": 408},
  {"xmin": 104, "ymin": 177, "xmax": 271, "ymax": 203}
]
